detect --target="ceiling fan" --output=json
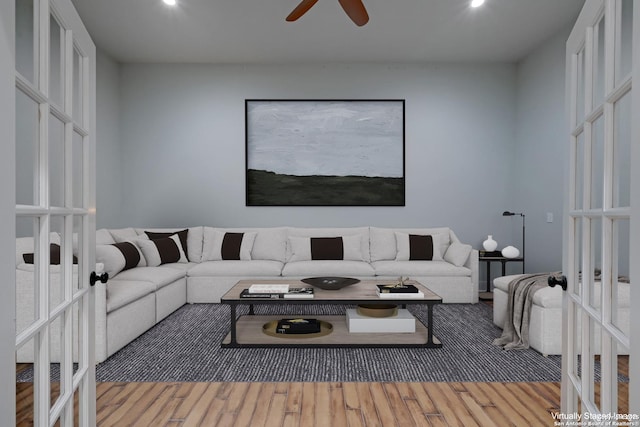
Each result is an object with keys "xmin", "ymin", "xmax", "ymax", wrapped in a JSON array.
[{"xmin": 286, "ymin": 0, "xmax": 369, "ymax": 26}]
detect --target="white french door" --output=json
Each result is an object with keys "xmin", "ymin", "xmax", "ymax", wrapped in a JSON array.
[
  {"xmin": 13, "ymin": 0, "xmax": 97, "ymax": 425},
  {"xmin": 564, "ymin": 0, "xmax": 636, "ymax": 417}
]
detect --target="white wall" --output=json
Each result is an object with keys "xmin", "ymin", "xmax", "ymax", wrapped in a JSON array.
[
  {"xmin": 512, "ymin": 29, "xmax": 571, "ymax": 274},
  {"xmin": 118, "ymin": 62, "xmax": 518, "ymax": 247},
  {"xmin": 96, "ymin": 50, "xmax": 123, "ymax": 228}
]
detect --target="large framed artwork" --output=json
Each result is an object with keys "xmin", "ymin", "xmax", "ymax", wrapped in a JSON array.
[{"xmin": 245, "ymin": 99, "xmax": 405, "ymax": 206}]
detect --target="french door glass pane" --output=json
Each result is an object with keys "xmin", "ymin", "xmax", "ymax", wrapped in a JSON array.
[
  {"xmin": 593, "ymin": 16, "xmax": 606, "ymax": 107},
  {"xmin": 575, "ymin": 132, "xmax": 585, "ymax": 210},
  {"xmin": 73, "ymin": 216, "xmax": 83, "ymax": 293},
  {"xmin": 49, "ymin": 216, "xmax": 65, "ymax": 311},
  {"xmin": 15, "ymin": 338, "xmax": 36, "ymax": 423},
  {"xmin": 49, "ymin": 14, "xmax": 64, "ymax": 108},
  {"xmin": 576, "ymin": 49, "xmax": 585, "ymax": 123},
  {"xmin": 616, "ymin": 0, "xmax": 633, "ymax": 85},
  {"xmin": 49, "ymin": 314, "xmax": 62, "ymax": 415},
  {"xmin": 589, "ymin": 218, "xmax": 603, "ymax": 311},
  {"xmin": 73, "ymin": 132, "xmax": 84, "ymax": 208},
  {"xmin": 590, "ymin": 318, "xmax": 602, "ymax": 411},
  {"xmin": 15, "ymin": 216, "xmax": 38, "ymax": 336},
  {"xmin": 613, "ymin": 218, "xmax": 630, "ymax": 332},
  {"xmin": 49, "ymin": 114, "xmax": 65, "ymax": 207},
  {"xmin": 72, "ymin": 48, "xmax": 83, "ymax": 125},
  {"xmin": 16, "ymin": 89, "xmax": 39, "ymax": 206},
  {"xmin": 591, "ymin": 115, "xmax": 605, "ymax": 209},
  {"xmin": 613, "ymin": 92, "xmax": 631, "ymax": 208},
  {"xmin": 572, "ymin": 303, "xmax": 582, "ymax": 382},
  {"xmin": 15, "ymin": 0, "xmax": 35, "ymax": 84},
  {"xmin": 618, "ymin": 345, "xmax": 630, "ymax": 414},
  {"xmin": 572, "ymin": 217, "xmax": 583, "ymax": 299}
]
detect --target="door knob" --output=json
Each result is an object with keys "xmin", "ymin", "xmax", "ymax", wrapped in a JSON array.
[
  {"xmin": 90, "ymin": 271, "xmax": 109, "ymax": 286},
  {"xmin": 548, "ymin": 275, "xmax": 567, "ymax": 291}
]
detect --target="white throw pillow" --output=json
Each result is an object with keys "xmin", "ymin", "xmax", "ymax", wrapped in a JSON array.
[
  {"xmin": 394, "ymin": 232, "xmax": 442, "ymax": 261},
  {"xmin": 202, "ymin": 230, "xmax": 257, "ymax": 261},
  {"xmin": 444, "ymin": 242, "xmax": 472, "ymax": 267},
  {"xmin": 288, "ymin": 235, "xmax": 364, "ymax": 262},
  {"xmin": 96, "ymin": 241, "xmax": 145, "ymax": 278},
  {"xmin": 137, "ymin": 235, "xmax": 188, "ymax": 267}
]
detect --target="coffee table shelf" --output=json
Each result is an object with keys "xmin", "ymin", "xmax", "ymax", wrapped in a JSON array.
[
  {"xmin": 221, "ymin": 315, "xmax": 440, "ymax": 347},
  {"xmin": 221, "ymin": 279, "xmax": 443, "ymax": 349}
]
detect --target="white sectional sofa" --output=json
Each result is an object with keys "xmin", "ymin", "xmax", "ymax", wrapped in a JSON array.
[{"xmin": 16, "ymin": 226, "xmax": 478, "ymax": 362}]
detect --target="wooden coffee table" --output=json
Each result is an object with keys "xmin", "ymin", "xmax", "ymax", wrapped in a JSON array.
[{"xmin": 220, "ymin": 279, "xmax": 443, "ymax": 348}]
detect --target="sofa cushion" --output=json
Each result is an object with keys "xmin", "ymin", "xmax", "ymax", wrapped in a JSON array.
[
  {"xmin": 136, "ymin": 227, "xmax": 204, "ymax": 263},
  {"xmin": 286, "ymin": 227, "xmax": 371, "ymax": 262},
  {"xmin": 394, "ymin": 232, "xmax": 443, "ymax": 261},
  {"xmin": 144, "ymin": 229, "xmax": 190, "ymax": 260},
  {"xmin": 16, "ymin": 233, "xmax": 60, "ymax": 267},
  {"xmin": 370, "ymin": 227, "xmax": 452, "ymax": 262},
  {"xmin": 113, "ymin": 266, "xmax": 186, "ymax": 290},
  {"xmin": 109, "ymin": 228, "xmax": 139, "ymax": 243},
  {"xmin": 282, "ymin": 260, "xmax": 375, "ymax": 277},
  {"xmin": 288, "ymin": 235, "xmax": 364, "ymax": 262},
  {"xmin": 202, "ymin": 230, "xmax": 257, "ymax": 261},
  {"xmin": 202, "ymin": 227, "xmax": 287, "ymax": 263},
  {"xmin": 137, "ymin": 235, "xmax": 188, "ymax": 266},
  {"xmin": 444, "ymin": 242, "xmax": 473, "ymax": 267},
  {"xmin": 96, "ymin": 229, "xmax": 116, "ymax": 245},
  {"xmin": 372, "ymin": 260, "xmax": 471, "ymax": 277},
  {"xmin": 23, "ymin": 243, "xmax": 78, "ymax": 265},
  {"xmin": 106, "ymin": 280, "xmax": 156, "ymax": 313},
  {"xmin": 188, "ymin": 260, "xmax": 284, "ymax": 277},
  {"xmin": 96, "ymin": 242, "xmax": 145, "ymax": 278}
]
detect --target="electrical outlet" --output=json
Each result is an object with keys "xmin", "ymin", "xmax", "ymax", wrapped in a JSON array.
[{"xmin": 546, "ymin": 212, "xmax": 554, "ymax": 223}]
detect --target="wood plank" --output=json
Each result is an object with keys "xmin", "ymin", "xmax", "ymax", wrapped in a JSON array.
[
  {"xmin": 383, "ymin": 383, "xmax": 415, "ymax": 427},
  {"xmin": 248, "ymin": 382, "xmax": 275, "ymax": 427},
  {"xmin": 330, "ymin": 386, "xmax": 349, "ymax": 427},
  {"xmin": 285, "ymin": 382, "xmax": 303, "ymax": 413},
  {"xmin": 369, "ymin": 382, "xmax": 398, "ymax": 427},
  {"xmin": 475, "ymin": 382, "xmax": 529, "ymax": 426},
  {"xmin": 356, "ymin": 382, "xmax": 382, "ymax": 427},
  {"xmin": 131, "ymin": 383, "xmax": 179, "ymax": 427},
  {"xmin": 99, "ymin": 382, "xmax": 158, "ymax": 427},
  {"xmin": 459, "ymin": 382, "xmax": 493, "ymax": 407},
  {"xmin": 424, "ymin": 383, "xmax": 463, "ymax": 427},
  {"xmin": 403, "ymin": 398, "xmax": 431, "ymax": 427},
  {"xmin": 181, "ymin": 383, "xmax": 221, "ymax": 427},
  {"xmin": 171, "ymin": 382, "xmax": 210, "ymax": 421},
  {"xmin": 342, "ymin": 382, "xmax": 361, "ymax": 410},
  {"xmin": 300, "ymin": 382, "xmax": 316, "ymax": 427},
  {"xmin": 224, "ymin": 381, "xmax": 249, "ymax": 413},
  {"xmin": 233, "ymin": 382, "xmax": 263, "ymax": 427},
  {"xmin": 459, "ymin": 391, "xmax": 497, "ymax": 427},
  {"xmin": 315, "ymin": 383, "xmax": 332, "ymax": 427},
  {"xmin": 264, "ymin": 392, "xmax": 287, "ymax": 427},
  {"xmin": 408, "ymin": 382, "xmax": 437, "ymax": 414},
  {"xmin": 493, "ymin": 382, "xmax": 549, "ymax": 425},
  {"xmin": 283, "ymin": 412, "xmax": 301, "ymax": 427}
]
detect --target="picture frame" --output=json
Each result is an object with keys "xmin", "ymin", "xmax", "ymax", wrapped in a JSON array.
[{"xmin": 245, "ymin": 99, "xmax": 405, "ymax": 206}]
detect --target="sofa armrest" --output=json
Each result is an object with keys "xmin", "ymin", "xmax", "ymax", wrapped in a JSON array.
[{"xmin": 465, "ymin": 249, "xmax": 479, "ymax": 303}]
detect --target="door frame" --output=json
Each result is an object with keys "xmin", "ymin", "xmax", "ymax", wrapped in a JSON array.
[
  {"xmin": 631, "ymin": 0, "xmax": 640, "ymax": 411},
  {"xmin": 0, "ymin": 0, "xmax": 17, "ymax": 424}
]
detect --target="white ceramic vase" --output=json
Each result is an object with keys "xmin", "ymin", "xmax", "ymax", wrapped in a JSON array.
[
  {"xmin": 483, "ymin": 235, "xmax": 498, "ymax": 251},
  {"xmin": 502, "ymin": 246, "xmax": 520, "ymax": 258}
]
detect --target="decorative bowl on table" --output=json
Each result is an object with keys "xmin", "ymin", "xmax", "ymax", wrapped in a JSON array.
[{"xmin": 301, "ymin": 277, "xmax": 360, "ymax": 290}]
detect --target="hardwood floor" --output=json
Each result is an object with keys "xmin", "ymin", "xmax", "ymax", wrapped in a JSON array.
[{"xmin": 16, "ymin": 381, "xmax": 562, "ymax": 426}]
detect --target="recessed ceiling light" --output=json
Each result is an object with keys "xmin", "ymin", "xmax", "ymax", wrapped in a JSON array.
[
  {"xmin": 163, "ymin": 0, "xmax": 177, "ymax": 6},
  {"xmin": 471, "ymin": 0, "xmax": 485, "ymax": 7}
]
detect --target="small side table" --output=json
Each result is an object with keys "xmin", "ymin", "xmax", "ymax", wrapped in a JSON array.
[{"xmin": 479, "ymin": 252, "xmax": 524, "ymax": 300}]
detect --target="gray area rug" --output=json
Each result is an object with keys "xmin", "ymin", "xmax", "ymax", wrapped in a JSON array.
[{"xmin": 22, "ymin": 303, "xmax": 571, "ymax": 383}]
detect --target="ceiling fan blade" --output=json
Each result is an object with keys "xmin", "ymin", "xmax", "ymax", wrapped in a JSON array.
[
  {"xmin": 337, "ymin": 0, "xmax": 369, "ymax": 26},
  {"xmin": 286, "ymin": 0, "xmax": 320, "ymax": 21}
]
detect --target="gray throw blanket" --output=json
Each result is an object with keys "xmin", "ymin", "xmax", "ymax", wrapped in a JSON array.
[{"xmin": 493, "ymin": 272, "xmax": 562, "ymax": 350}]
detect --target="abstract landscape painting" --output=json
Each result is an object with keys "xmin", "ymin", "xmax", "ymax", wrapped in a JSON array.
[{"xmin": 246, "ymin": 100, "xmax": 405, "ymax": 206}]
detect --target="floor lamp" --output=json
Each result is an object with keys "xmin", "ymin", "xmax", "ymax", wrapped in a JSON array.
[{"xmin": 502, "ymin": 211, "xmax": 525, "ymax": 271}]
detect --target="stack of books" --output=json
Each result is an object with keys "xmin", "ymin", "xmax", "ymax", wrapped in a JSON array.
[
  {"xmin": 276, "ymin": 318, "xmax": 321, "ymax": 334},
  {"xmin": 376, "ymin": 283, "xmax": 424, "ymax": 299},
  {"xmin": 240, "ymin": 284, "xmax": 314, "ymax": 299}
]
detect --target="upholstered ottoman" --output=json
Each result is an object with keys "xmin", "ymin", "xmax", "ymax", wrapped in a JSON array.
[{"xmin": 493, "ymin": 274, "xmax": 631, "ymax": 356}]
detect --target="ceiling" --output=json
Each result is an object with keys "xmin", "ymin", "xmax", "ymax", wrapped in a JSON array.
[{"xmin": 70, "ymin": 0, "xmax": 585, "ymax": 64}]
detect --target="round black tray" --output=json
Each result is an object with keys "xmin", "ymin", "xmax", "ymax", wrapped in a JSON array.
[{"xmin": 301, "ymin": 277, "xmax": 360, "ymax": 290}]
